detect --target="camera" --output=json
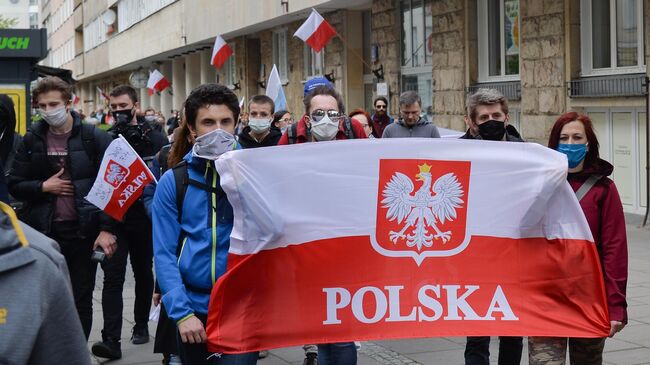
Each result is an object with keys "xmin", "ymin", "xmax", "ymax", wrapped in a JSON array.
[
  {"xmin": 90, "ymin": 247, "xmax": 106, "ymax": 263},
  {"xmin": 114, "ymin": 122, "xmax": 144, "ymax": 145}
]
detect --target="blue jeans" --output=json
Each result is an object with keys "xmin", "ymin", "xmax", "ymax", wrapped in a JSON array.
[{"xmin": 318, "ymin": 342, "xmax": 357, "ymax": 365}]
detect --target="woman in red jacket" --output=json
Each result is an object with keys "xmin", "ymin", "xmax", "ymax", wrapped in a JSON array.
[{"xmin": 528, "ymin": 112, "xmax": 628, "ymax": 364}]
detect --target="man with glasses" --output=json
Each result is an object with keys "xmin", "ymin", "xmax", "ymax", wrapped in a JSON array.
[
  {"xmin": 278, "ymin": 79, "xmax": 366, "ymax": 145},
  {"xmin": 370, "ymin": 96, "xmax": 393, "ymax": 138},
  {"xmin": 381, "ymin": 91, "xmax": 440, "ymax": 138},
  {"xmin": 278, "ymin": 82, "xmax": 365, "ymax": 365}
]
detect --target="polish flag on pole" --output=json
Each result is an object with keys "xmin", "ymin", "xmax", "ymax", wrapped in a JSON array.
[
  {"xmin": 206, "ymin": 139, "xmax": 610, "ymax": 353},
  {"xmin": 265, "ymin": 65, "xmax": 287, "ymax": 111},
  {"xmin": 97, "ymin": 87, "xmax": 109, "ymax": 102},
  {"xmin": 85, "ymin": 135, "xmax": 156, "ymax": 221},
  {"xmin": 71, "ymin": 93, "xmax": 80, "ymax": 105},
  {"xmin": 294, "ymin": 8, "xmax": 337, "ymax": 53},
  {"xmin": 147, "ymin": 70, "xmax": 171, "ymax": 96},
  {"xmin": 211, "ymin": 35, "xmax": 234, "ymax": 69}
]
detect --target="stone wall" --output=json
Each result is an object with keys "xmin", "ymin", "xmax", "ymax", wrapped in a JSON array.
[
  {"xmin": 371, "ymin": 0, "xmax": 401, "ymax": 116},
  {"xmin": 519, "ymin": 0, "xmax": 566, "ymax": 144},
  {"xmin": 430, "ymin": 0, "xmax": 467, "ymax": 131}
]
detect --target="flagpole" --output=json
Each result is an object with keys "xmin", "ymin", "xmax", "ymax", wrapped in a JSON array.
[
  {"xmin": 117, "ymin": 134, "xmax": 159, "ymax": 184},
  {"xmin": 334, "ymin": 31, "xmax": 374, "ymax": 71}
]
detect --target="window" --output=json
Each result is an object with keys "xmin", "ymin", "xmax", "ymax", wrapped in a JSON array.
[
  {"xmin": 272, "ymin": 29, "xmax": 289, "ymax": 82},
  {"xmin": 581, "ymin": 0, "xmax": 645, "ymax": 75},
  {"xmin": 401, "ymin": 0, "xmax": 433, "ymax": 68},
  {"xmin": 83, "ymin": 16, "xmax": 110, "ymax": 51},
  {"xmin": 118, "ymin": 0, "xmax": 177, "ymax": 32},
  {"xmin": 304, "ymin": 45, "xmax": 324, "ymax": 79},
  {"xmin": 225, "ymin": 45, "xmax": 238, "ymax": 87},
  {"xmin": 477, "ymin": 0, "xmax": 520, "ymax": 81}
]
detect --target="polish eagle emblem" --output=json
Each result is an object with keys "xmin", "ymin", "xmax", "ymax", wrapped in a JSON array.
[
  {"xmin": 381, "ymin": 163, "xmax": 465, "ymax": 251},
  {"xmin": 104, "ymin": 160, "xmax": 129, "ymax": 188}
]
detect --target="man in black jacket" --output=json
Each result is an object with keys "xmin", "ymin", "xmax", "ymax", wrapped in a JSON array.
[
  {"xmin": 237, "ymin": 95, "xmax": 282, "ymax": 148},
  {"xmin": 91, "ymin": 85, "xmax": 168, "ymax": 359},
  {"xmin": 461, "ymin": 88, "xmax": 523, "ymax": 365},
  {"xmin": 8, "ymin": 76, "xmax": 117, "ymax": 339}
]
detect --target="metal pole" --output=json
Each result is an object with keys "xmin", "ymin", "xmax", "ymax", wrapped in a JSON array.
[{"xmin": 643, "ymin": 76, "xmax": 650, "ymax": 227}]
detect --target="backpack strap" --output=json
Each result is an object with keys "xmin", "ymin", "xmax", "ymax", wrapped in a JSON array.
[
  {"xmin": 172, "ymin": 161, "xmax": 189, "ymax": 258},
  {"xmin": 80, "ymin": 123, "xmax": 98, "ymax": 167},
  {"xmin": 575, "ymin": 174, "xmax": 603, "ymax": 202},
  {"xmin": 287, "ymin": 123, "xmax": 298, "ymax": 144},
  {"xmin": 343, "ymin": 117, "xmax": 356, "ymax": 139}
]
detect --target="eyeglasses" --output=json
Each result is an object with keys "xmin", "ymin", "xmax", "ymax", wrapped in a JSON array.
[
  {"xmin": 310, "ymin": 109, "xmax": 343, "ymax": 122},
  {"xmin": 375, "ymin": 104, "xmax": 387, "ymax": 109},
  {"xmin": 280, "ymin": 117, "xmax": 294, "ymax": 123}
]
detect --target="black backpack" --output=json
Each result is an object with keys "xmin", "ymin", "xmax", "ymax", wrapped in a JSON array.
[{"xmin": 286, "ymin": 117, "xmax": 356, "ymax": 144}]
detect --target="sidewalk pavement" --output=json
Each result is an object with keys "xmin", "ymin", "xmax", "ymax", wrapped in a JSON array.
[{"xmin": 89, "ymin": 216, "xmax": 650, "ymax": 365}]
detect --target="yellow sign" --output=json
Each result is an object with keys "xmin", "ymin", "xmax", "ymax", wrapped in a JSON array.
[{"xmin": 0, "ymin": 84, "xmax": 27, "ymax": 135}]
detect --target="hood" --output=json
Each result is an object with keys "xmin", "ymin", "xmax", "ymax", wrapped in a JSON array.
[
  {"xmin": 570, "ymin": 158, "xmax": 614, "ymax": 178},
  {"xmin": 0, "ymin": 203, "xmax": 34, "ymax": 273},
  {"xmin": 238, "ymin": 126, "xmax": 282, "ymax": 147},
  {"xmin": 396, "ymin": 117, "xmax": 429, "ymax": 128}
]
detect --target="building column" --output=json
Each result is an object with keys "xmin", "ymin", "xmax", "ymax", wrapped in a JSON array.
[
  {"xmin": 371, "ymin": 1, "xmax": 401, "ymax": 117},
  {"xmin": 430, "ymin": 0, "xmax": 467, "ymax": 131},
  {"xmin": 172, "ymin": 57, "xmax": 186, "ymax": 110},
  {"xmin": 185, "ymin": 53, "xmax": 201, "ymax": 96},
  {"xmin": 519, "ymin": 0, "xmax": 566, "ymax": 144},
  {"xmin": 149, "ymin": 87, "xmax": 161, "ymax": 112},
  {"xmin": 200, "ymin": 49, "xmax": 216, "ymax": 84},
  {"xmin": 139, "ymin": 88, "xmax": 150, "ymax": 110},
  {"xmin": 160, "ymin": 61, "xmax": 173, "ymax": 116}
]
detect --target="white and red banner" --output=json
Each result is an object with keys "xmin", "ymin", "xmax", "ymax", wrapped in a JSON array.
[
  {"xmin": 97, "ymin": 86, "xmax": 109, "ymax": 102},
  {"xmin": 294, "ymin": 8, "xmax": 337, "ymax": 53},
  {"xmin": 147, "ymin": 69, "xmax": 171, "ymax": 96},
  {"xmin": 207, "ymin": 139, "xmax": 610, "ymax": 354},
  {"xmin": 211, "ymin": 35, "xmax": 233, "ymax": 69},
  {"xmin": 85, "ymin": 135, "xmax": 156, "ymax": 221}
]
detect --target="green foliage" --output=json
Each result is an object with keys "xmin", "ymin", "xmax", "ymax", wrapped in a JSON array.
[{"xmin": 0, "ymin": 15, "xmax": 19, "ymax": 29}]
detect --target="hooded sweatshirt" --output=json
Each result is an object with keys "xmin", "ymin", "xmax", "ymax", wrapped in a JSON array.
[
  {"xmin": 568, "ymin": 158, "xmax": 628, "ymax": 323},
  {"xmin": 381, "ymin": 117, "xmax": 440, "ymax": 138},
  {"xmin": 0, "ymin": 203, "xmax": 90, "ymax": 365},
  {"xmin": 238, "ymin": 126, "xmax": 282, "ymax": 149}
]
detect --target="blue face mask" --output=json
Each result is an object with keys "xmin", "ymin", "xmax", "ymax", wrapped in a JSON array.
[{"xmin": 557, "ymin": 143, "xmax": 588, "ymax": 168}]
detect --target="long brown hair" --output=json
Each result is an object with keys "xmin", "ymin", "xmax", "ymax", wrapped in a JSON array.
[{"xmin": 167, "ymin": 105, "xmax": 193, "ymax": 167}]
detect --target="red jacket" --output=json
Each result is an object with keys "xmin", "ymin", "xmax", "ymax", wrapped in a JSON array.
[
  {"xmin": 278, "ymin": 114, "xmax": 367, "ymax": 145},
  {"xmin": 568, "ymin": 159, "xmax": 628, "ymax": 323}
]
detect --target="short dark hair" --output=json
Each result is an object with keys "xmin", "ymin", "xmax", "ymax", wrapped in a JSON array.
[
  {"xmin": 399, "ymin": 91, "xmax": 421, "ymax": 107},
  {"xmin": 32, "ymin": 76, "xmax": 73, "ymax": 104},
  {"xmin": 374, "ymin": 96, "xmax": 388, "ymax": 107},
  {"xmin": 303, "ymin": 85, "xmax": 345, "ymax": 115},
  {"xmin": 109, "ymin": 85, "xmax": 139, "ymax": 104},
  {"xmin": 249, "ymin": 95, "xmax": 275, "ymax": 114},
  {"xmin": 184, "ymin": 83, "xmax": 240, "ymax": 128}
]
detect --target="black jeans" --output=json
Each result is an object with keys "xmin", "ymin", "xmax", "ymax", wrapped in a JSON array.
[
  {"xmin": 465, "ymin": 336, "xmax": 523, "ymax": 365},
  {"xmin": 50, "ymin": 221, "xmax": 97, "ymax": 339},
  {"xmin": 100, "ymin": 218, "xmax": 154, "ymax": 340},
  {"xmin": 177, "ymin": 313, "xmax": 259, "ymax": 365}
]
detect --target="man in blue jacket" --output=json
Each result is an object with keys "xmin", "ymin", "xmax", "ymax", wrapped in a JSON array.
[{"xmin": 152, "ymin": 83, "xmax": 258, "ymax": 364}]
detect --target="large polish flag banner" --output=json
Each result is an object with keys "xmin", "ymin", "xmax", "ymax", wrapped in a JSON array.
[
  {"xmin": 207, "ymin": 139, "xmax": 610, "ymax": 353},
  {"xmin": 85, "ymin": 136, "xmax": 156, "ymax": 221},
  {"xmin": 294, "ymin": 9, "xmax": 337, "ymax": 53}
]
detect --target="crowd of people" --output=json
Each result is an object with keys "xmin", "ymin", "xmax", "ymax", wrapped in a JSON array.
[{"xmin": 0, "ymin": 74, "xmax": 628, "ymax": 365}]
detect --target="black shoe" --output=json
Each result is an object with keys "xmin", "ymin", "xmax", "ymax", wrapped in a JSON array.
[
  {"xmin": 258, "ymin": 350, "xmax": 269, "ymax": 359},
  {"xmin": 91, "ymin": 339, "xmax": 122, "ymax": 359},
  {"xmin": 303, "ymin": 353, "xmax": 317, "ymax": 365},
  {"xmin": 131, "ymin": 324, "xmax": 149, "ymax": 344}
]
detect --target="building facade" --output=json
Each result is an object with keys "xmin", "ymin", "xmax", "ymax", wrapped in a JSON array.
[
  {"xmin": 40, "ymin": 0, "xmax": 648, "ymax": 214},
  {"xmin": 1, "ymin": 0, "xmax": 39, "ymax": 29}
]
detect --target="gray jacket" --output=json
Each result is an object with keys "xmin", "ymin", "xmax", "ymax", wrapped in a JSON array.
[
  {"xmin": 0, "ymin": 207, "xmax": 90, "ymax": 365},
  {"xmin": 381, "ymin": 117, "xmax": 441, "ymax": 138}
]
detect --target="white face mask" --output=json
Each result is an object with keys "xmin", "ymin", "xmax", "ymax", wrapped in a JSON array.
[
  {"xmin": 42, "ymin": 106, "xmax": 69, "ymax": 128},
  {"xmin": 310, "ymin": 115, "xmax": 340, "ymax": 141},
  {"xmin": 192, "ymin": 128, "xmax": 237, "ymax": 160},
  {"xmin": 248, "ymin": 118, "xmax": 272, "ymax": 133}
]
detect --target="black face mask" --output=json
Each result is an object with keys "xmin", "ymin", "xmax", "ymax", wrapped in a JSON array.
[
  {"xmin": 112, "ymin": 108, "xmax": 134, "ymax": 126},
  {"xmin": 477, "ymin": 120, "xmax": 506, "ymax": 141}
]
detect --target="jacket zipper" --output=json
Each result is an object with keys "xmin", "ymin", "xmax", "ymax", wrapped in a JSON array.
[{"xmin": 211, "ymin": 166, "xmax": 218, "ymax": 284}]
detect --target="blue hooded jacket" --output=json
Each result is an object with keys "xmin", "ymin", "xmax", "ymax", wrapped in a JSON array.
[{"xmin": 152, "ymin": 151, "xmax": 233, "ymax": 323}]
